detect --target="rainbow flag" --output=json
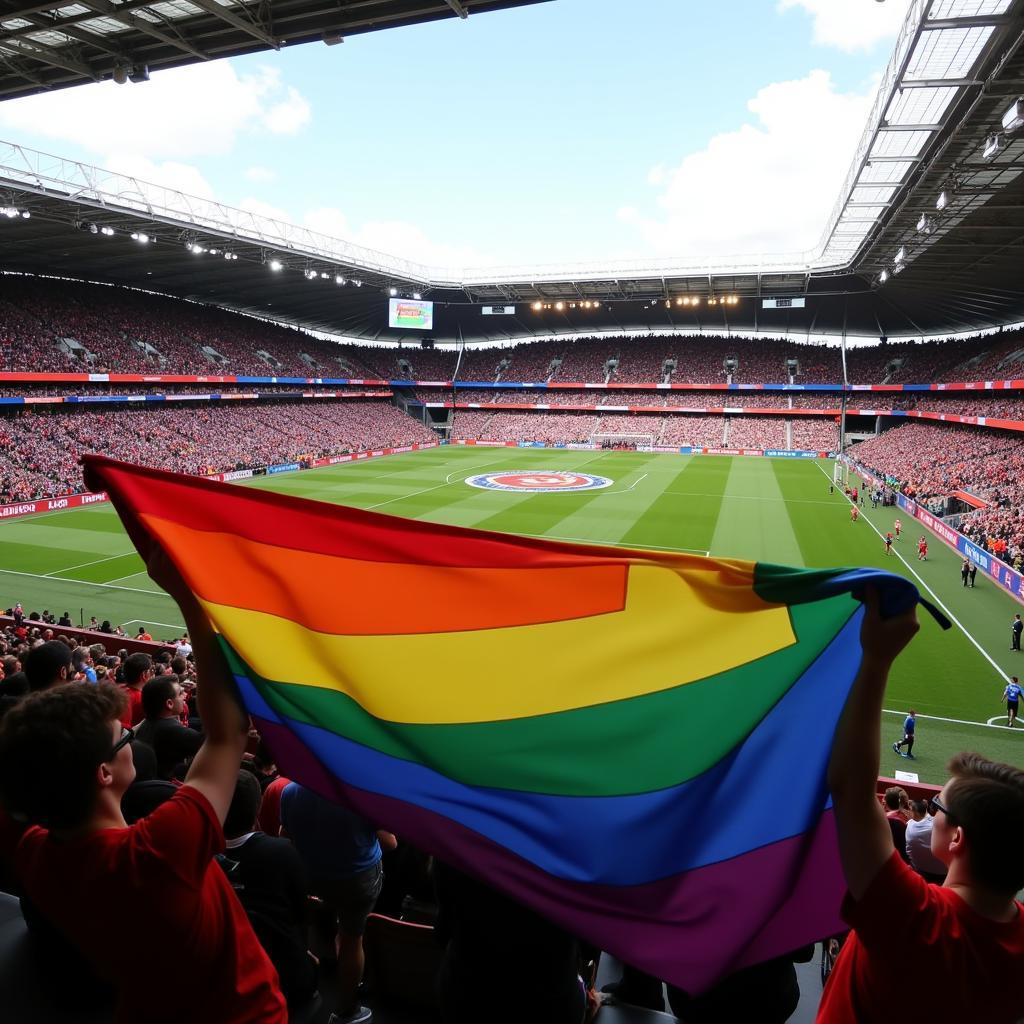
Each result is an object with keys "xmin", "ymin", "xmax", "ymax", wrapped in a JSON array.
[{"xmin": 83, "ymin": 455, "xmax": 946, "ymax": 992}]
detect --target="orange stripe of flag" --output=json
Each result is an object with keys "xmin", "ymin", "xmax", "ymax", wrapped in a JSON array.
[{"xmin": 139, "ymin": 513, "xmax": 630, "ymax": 635}]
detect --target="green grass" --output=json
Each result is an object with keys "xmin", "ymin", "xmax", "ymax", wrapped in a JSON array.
[{"xmin": 2, "ymin": 447, "xmax": 1022, "ymax": 783}]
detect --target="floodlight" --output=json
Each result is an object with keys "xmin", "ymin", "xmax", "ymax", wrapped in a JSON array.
[
  {"xmin": 1002, "ymin": 98, "xmax": 1023, "ymax": 134},
  {"xmin": 879, "ymin": 269, "xmax": 889, "ymax": 284},
  {"xmin": 983, "ymin": 134, "xmax": 1004, "ymax": 161},
  {"xmin": 412, "ymin": 292, "xmax": 422, "ymax": 300},
  {"xmin": 916, "ymin": 214, "xmax": 933, "ymax": 235},
  {"xmin": 532, "ymin": 301, "xmax": 542, "ymax": 311},
  {"xmin": 112, "ymin": 64, "xmax": 128, "ymax": 85},
  {"xmin": 354, "ymin": 280, "xmax": 362, "ymax": 287},
  {"xmin": 100, "ymin": 225, "xmax": 115, "ymax": 236},
  {"xmin": 555, "ymin": 301, "xmax": 564, "ymax": 310},
  {"xmin": 335, "ymin": 275, "xmax": 345, "ymax": 285},
  {"xmin": 892, "ymin": 261, "xmax": 905, "ymax": 275},
  {"xmin": 936, "ymin": 191, "xmax": 948, "ymax": 211},
  {"xmin": 304, "ymin": 269, "xmax": 317, "ymax": 280},
  {"xmin": 320, "ymin": 272, "xmax": 329, "ymax": 279},
  {"xmin": 691, "ymin": 297, "xmax": 700, "ymax": 306},
  {"xmin": 209, "ymin": 248, "xmax": 219, "ymax": 255},
  {"xmin": 389, "ymin": 287, "xmax": 397, "ymax": 296},
  {"xmin": 20, "ymin": 210, "xmax": 29, "ymax": 219},
  {"xmin": 894, "ymin": 247, "xmax": 906, "ymax": 265},
  {"xmin": 269, "ymin": 260, "xmax": 283, "ymax": 272}
]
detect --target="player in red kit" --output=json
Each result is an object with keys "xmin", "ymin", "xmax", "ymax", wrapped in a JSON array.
[
  {"xmin": 917, "ymin": 537, "xmax": 928, "ymax": 561},
  {"xmin": 884, "ymin": 532, "xmax": 893, "ymax": 555}
]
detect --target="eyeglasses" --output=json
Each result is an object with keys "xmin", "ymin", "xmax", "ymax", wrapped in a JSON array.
[
  {"xmin": 108, "ymin": 725, "xmax": 135, "ymax": 760},
  {"xmin": 930, "ymin": 795, "xmax": 954, "ymax": 821}
]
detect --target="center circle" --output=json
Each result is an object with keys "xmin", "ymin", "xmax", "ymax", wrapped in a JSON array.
[{"xmin": 464, "ymin": 471, "xmax": 614, "ymax": 493}]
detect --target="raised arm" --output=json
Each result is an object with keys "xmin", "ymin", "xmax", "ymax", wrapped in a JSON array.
[
  {"xmin": 147, "ymin": 547, "xmax": 249, "ymax": 825},
  {"xmin": 827, "ymin": 589, "xmax": 919, "ymax": 900}
]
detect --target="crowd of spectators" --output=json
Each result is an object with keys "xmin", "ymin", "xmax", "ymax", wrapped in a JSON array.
[
  {"xmin": 791, "ymin": 419, "xmax": 839, "ymax": 451},
  {"xmin": 0, "ymin": 401, "xmax": 435, "ymax": 503},
  {"xmin": 851, "ymin": 422, "xmax": 1024, "ymax": 566},
  {"xmin": 726, "ymin": 418, "xmax": 787, "ymax": 449}
]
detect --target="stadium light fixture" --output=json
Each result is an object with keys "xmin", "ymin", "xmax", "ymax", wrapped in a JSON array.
[
  {"xmin": 388, "ymin": 287, "xmax": 397, "ymax": 296},
  {"xmin": 412, "ymin": 292, "xmax": 422, "ymax": 300},
  {"xmin": 555, "ymin": 301, "xmax": 565, "ymax": 311},
  {"xmin": 131, "ymin": 232, "xmax": 150, "ymax": 243},
  {"xmin": 100, "ymin": 225, "xmax": 115, "ymax": 236},
  {"xmin": 304, "ymin": 269, "xmax": 317, "ymax": 280},
  {"xmin": 354, "ymin": 280, "xmax": 362, "ymax": 287},
  {"xmin": 936, "ymin": 191, "xmax": 949, "ymax": 211},
  {"xmin": 335, "ymin": 275, "xmax": 345, "ymax": 285},
  {"xmin": 894, "ymin": 247, "xmax": 906, "ymax": 265},
  {"xmin": 320, "ymin": 272, "xmax": 330, "ymax": 279},
  {"xmin": 224, "ymin": 252, "xmax": 238, "ymax": 260},
  {"xmin": 531, "ymin": 301, "xmax": 542, "ymax": 311},
  {"xmin": 268, "ymin": 259, "xmax": 283, "ymax": 272},
  {"xmin": 879, "ymin": 269, "xmax": 889, "ymax": 284},
  {"xmin": 916, "ymin": 214, "xmax": 933, "ymax": 235},
  {"xmin": 892, "ymin": 261, "xmax": 905, "ymax": 275},
  {"xmin": 983, "ymin": 134, "xmax": 1004, "ymax": 161},
  {"xmin": 1002, "ymin": 98, "xmax": 1023, "ymax": 134}
]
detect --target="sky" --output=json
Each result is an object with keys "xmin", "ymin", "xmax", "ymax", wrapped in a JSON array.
[{"xmin": 0, "ymin": 0, "xmax": 912, "ymax": 271}]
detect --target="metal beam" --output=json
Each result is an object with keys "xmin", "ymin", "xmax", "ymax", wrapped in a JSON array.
[
  {"xmin": 899, "ymin": 78, "xmax": 981, "ymax": 88},
  {"xmin": 878, "ymin": 123, "xmax": 945, "ymax": 132},
  {"xmin": 923, "ymin": 15, "xmax": 1012, "ymax": 30},
  {"xmin": 185, "ymin": 0, "xmax": 279, "ymax": 48},
  {"xmin": 443, "ymin": 0, "xmax": 469, "ymax": 16},
  {"xmin": 0, "ymin": 36, "xmax": 97, "ymax": 79},
  {"xmin": 77, "ymin": 0, "xmax": 210, "ymax": 60}
]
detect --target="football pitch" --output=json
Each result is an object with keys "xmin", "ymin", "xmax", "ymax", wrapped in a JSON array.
[{"xmin": 2, "ymin": 446, "xmax": 1021, "ymax": 784}]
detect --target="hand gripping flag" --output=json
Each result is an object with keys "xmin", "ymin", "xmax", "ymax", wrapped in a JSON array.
[{"xmin": 83, "ymin": 455, "xmax": 948, "ymax": 993}]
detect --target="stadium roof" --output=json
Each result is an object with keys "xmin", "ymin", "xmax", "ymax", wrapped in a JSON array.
[
  {"xmin": 0, "ymin": 0, "xmax": 549, "ymax": 100},
  {"xmin": 0, "ymin": 0, "xmax": 1022, "ymax": 343}
]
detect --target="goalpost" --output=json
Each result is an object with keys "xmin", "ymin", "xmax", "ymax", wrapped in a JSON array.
[
  {"xmin": 833, "ymin": 460, "xmax": 848, "ymax": 488},
  {"xmin": 590, "ymin": 432, "xmax": 655, "ymax": 450}
]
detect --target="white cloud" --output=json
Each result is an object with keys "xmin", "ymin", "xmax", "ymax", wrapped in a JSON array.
[
  {"xmin": 620, "ymin": 70, "xmax": 875, "ymax": 258},
  {"xmin": 245, "ymin": 166, "xmax": 278, "ymax": 183},
  {"xmin": 778, "ymin": 0, "xmax": 910, "ymax": 53},
  {"xmin": 0, "ymin": 62, "xmax": 311, "ymax": 159},
  {"xmin": 304, "ymin": 207, "xmax": 486, "ymax": 269},
  {"xmin": 102, "ymin": 155, "xmax": 216, "ymax": 200}
]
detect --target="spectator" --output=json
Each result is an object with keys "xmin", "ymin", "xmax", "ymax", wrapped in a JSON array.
[
  {"xmin": 135, "ymin": 674, "xmax": 203, "ymax": 781},
  {"xmin": 0, "ymin": 551, "xmax": 290, "ymax": 1024},
  {"xmin": 119, "ymin": 651, "xmax": 153, "ymax": 728},
  {"xmin": 280, "ymin": 782, "xmax": 396, "ymax": 1024},
  {"xmin": 218, "ymin": 769, "xmax": 318, "ymax": 1008},
  {"xmin": 904, "ymin": 798, "xmax": 949, "ymax": 883},
  {"xmin": 24, "ymin": 640, "xmax": 73, "ymax": 692},
  {"xmin": 819, "ymin": 590, "xmax": 1024, "ymax": 1023}
]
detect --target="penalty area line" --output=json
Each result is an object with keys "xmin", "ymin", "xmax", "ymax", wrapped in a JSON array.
[{"xmin": 882, "ymin": 708, "xmax": 1017, "ymax": 731}]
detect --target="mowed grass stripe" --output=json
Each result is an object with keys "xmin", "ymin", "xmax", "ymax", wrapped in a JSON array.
[
  {"xmin": 618, "ymin": 457, "xmax": 725, "ymax": 553},
  {"xmin": 709, "ymin": 458, "xmax": 803, "ymax": 565}
]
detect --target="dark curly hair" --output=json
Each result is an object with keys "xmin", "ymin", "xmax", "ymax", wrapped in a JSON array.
[{"xmin": 0, "ymin": 682, "xmax": 128, "ymax": 830}]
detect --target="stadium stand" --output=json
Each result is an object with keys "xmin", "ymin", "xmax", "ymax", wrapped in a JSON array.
[{"xmin": 0, "ymin": 402, "xmax": 434, "ymax": 503}]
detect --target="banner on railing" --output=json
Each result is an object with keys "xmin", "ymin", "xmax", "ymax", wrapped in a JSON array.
[{"xmin": 0, "ymin": 490, "xmax": 109, "ymax": 521}]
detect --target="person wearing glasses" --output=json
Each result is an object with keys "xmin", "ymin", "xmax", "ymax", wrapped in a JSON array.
[
  {"xmin": 0, "ymin": 548, "xmax": 288, "ymax": 1024},
  {"xmin": 816, "ymin": 589, "xmax": 1024, "ymax": 1024}
]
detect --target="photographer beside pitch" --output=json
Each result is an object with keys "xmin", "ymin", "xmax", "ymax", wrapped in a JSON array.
[{"xmin": 817, "ymin": 589, "xmax": 1024, "ymax": 1023}]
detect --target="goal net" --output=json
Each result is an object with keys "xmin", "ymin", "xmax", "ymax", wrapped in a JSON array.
[
  {"xmin": 832, "ymin": 460, "xmax": 847, "ymax": 487},
  {"xmin": 590, "ymin": 432, "xmax": 655, "ymax": 450}
]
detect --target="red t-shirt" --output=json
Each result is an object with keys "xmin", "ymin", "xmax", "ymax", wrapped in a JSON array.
[
  {"xmin": 119, "ymin": 685, "xmax": 144, "ymax": 728},
  {"xmin": 257, "ymin": 775, "xmax": 290, "ymax": 838},
  {"xmin": 817, "ymin": 851, "xmax": 1024, "ymax": 1023},
  {"xmin": 14, "ymin": 786, "xmax": 287, "ymax": 1024}
]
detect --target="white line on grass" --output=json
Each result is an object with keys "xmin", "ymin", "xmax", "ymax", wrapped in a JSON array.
[
  {"xmin": 444, "ymin": 457, "xmax": 514, "ymax": 485},
  {"xmin": 883, "ymin": 709, "xmax": 1017, "ymax": 732},
  {"xmin": 44, "ymin": 551, "xmax": 136, "ymax": 577},
  {"xmin": 124, "ymin": 618, "xmax": 187, "ymax": 630},
  {"xmin": 0, "ymin": 567, "xmax": 160, "ymax": 596},
  {"xmin": 102, "ymin": 571, "xmax": 153, "ymax": 585},
  {"xmin": 606, "ymin": 473, "xmax": 649, "ymax": 495},
  {"xmin": 812, "ymin": 459, "xmax": 1011, "ymax": 685}
]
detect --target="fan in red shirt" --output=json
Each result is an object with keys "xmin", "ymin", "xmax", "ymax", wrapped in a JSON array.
[
  {"xmin": 118, "ymin": 651, "xmax": 153, "ymax": 728},
  {"xmin": 817, "ymin": 590, "xmax": 1024, "ymax": 1024},
  {"xmin": 0, "ymin": 550, "xmax": 288, "ymax": 1024},
  {"xmin": 917, "ymin": 537, "xmax": 928, "ymax": 561}
]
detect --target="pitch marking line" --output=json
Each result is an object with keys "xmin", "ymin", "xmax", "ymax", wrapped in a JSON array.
[
  {"xmin": 102, "ymin": 571, "xmax": 154, "ymax": 585},
  {"xmin": 606, "ymin": 473, "xmax": 649, "ymax": 495},
  {"xmin": 0, "ymin": 567, "xmax": 161, "ymax": 596},
  {"xmin": 813, "ymin": 460, "xmax": 1011, "ymax": 686},
  {"xmin": 44, "ymin": 551, "xmax": 137, "ymax": 577},
  {"xmin": 124, "ymin": 618, "xmax": 187, "ymax": 630},
  {"xmin": 881, "ymin": 709, "xmax": 1017, "ymax": 732}
]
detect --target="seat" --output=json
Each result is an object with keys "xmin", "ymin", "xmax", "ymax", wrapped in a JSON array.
[{"xmin": 362, "ymin": 912, "xmax": 443, "ymax": 1011}]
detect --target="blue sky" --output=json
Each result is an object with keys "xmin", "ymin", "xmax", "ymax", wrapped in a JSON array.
[{"xmin": 0, "ymin": 0, "xmax": 910, "ymax": 268}]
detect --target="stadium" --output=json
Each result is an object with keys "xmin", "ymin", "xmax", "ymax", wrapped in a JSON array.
[{"xmin": 2, "ymin": 1, "xmax": 1024, "ymax": 1022}]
